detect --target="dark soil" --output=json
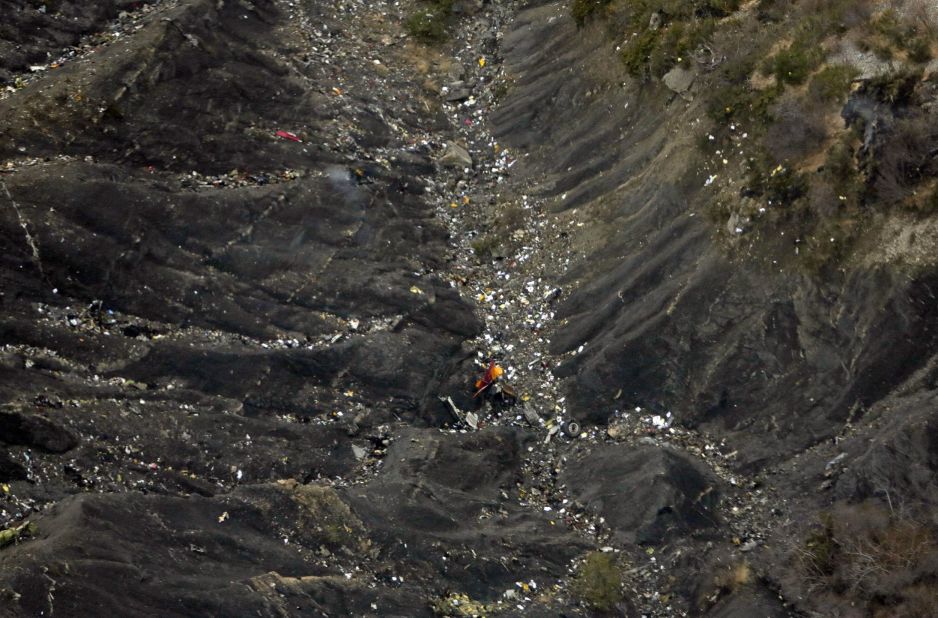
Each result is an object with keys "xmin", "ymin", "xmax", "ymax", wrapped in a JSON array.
[{"xmin": 2, "ymin": 0, "xmax": 938, "ymax": 616}]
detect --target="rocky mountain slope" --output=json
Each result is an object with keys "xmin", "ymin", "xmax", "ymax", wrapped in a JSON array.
[{"xmin": 2, "ymin": 0, "xmax": 938, "ymax": 616}]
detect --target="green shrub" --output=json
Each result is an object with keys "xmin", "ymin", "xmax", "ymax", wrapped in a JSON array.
[
  {"xmin": 906, "ymin": 36, "xmax": 933, "ymax": 63},
  {"xmin": 866, "ymin": 8, "xmax": 935, "ymax": 63},
  {"xmin": 766, "ymin": 39, "xmax": 823, "ymax": 85},
  {"xmin": 755, "ymin": 0, "xmax": 787, "ymax": 23},
  {"xmin": 823, "ymin": 138, "xmax": 860, "ymax": 198},
  {"xmin": 801, "ymin": 513, "xmax": 837, "ymax": 575},
  {"xmin": 707, "ymin": 81, "xmax": 781, "ymax": 122},
  {"xmin": 647, "ymin": 18, "xmax": 715, "ymax": 76},
  {"xmin": 572, "ymin": 552, "xmax": 625, "ymax": 612},
  {"xmin": 864, "ymin": 68, "xmax": 921, "ymax": 105},
  {"xmin": 808, "ymin": 65, "xmax": 859, "ymax": 103},
  {"xmin": 706, "ymin": 0, "xmax": 742, "ymax": 15},
  {"xmin": 917, "ymin": 185, "xmax": 938, "ymax": 215},
  {"xmin": 745, "ymin": 157, "xmax": 808, "ymax": 205},
  {"xmin": 617, "ymin": 1, "xmax": 735, "ymax": 76},
  {"xmin": 405, "ymin": 0, "xmax": 455, "ymax": 43},
  {"xmin": 470, "ymin": 235, "xmax": 500, "ymax": 260},
  {"xmin": 871, "ymin": 9, "xmax": 905, "ymax": 46},
  {"xmin": 572, "ymin": 0, "xmax": 614, "ymax": 27},
  {"xmin": 622, "ymin": 29, "xmax": 661, "ymax": 76}
]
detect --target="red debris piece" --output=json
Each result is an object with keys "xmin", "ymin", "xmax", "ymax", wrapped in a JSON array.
[{"xmin": 275, "ymin": 130, "xmax": 302, "ymax": 142}]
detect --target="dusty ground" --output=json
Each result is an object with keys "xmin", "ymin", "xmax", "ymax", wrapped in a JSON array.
[{"xmin": 2, "ymin": 0, "xmax": 938, "ymax": 616}]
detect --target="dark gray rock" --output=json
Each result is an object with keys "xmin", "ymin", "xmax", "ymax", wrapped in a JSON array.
[
  {"xmin": 563, "ymin": 445, "xmax": 722, "ymax": 545},
  {"xmin": 0, "ymin": 411, "xmax": 77, "ymax": 453},
  {"xmin": 343, "ymin": 427, "xmax": 588, "ymax": 600}
]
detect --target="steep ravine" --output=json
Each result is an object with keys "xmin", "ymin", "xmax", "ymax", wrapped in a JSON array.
[{"xmin": 2, "ymin": 0, "xmax": 938, "ymax": 616}]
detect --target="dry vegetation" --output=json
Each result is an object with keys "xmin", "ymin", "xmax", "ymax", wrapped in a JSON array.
[
  {"xmin": 796, "ymin": 501, "xmax": 938, "ymax": 616},
  {"xmin": 573, "ymin": 0, "xmax": 938, "ymax": 270}
]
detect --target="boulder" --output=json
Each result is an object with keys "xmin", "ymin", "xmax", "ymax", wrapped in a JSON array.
[
  {"xmin": 439, "ymin": 142, "xmax": 473, "ymax": 168},
  {"xmin": 563, "ymin": 444, "xmax": 722, "ymax": 545}
]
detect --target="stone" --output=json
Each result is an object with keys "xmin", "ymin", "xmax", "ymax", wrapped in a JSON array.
[
  {"xmin": 439, "ymin": 142, "xmax": 473, "ymax": 168},
  {"xmin": 663, "ymin": 66, "xmax": 696, "ymax": 99}
]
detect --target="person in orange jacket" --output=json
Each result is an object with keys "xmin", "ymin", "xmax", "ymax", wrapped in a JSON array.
[{"xmin": 473, "ymin": 360, "xmax": 504, "ymax": 398}]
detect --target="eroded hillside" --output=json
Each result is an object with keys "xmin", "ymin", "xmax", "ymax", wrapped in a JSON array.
[{"xmin": 2, "ymin": 0, "xmax": 938, "ymax": 616}]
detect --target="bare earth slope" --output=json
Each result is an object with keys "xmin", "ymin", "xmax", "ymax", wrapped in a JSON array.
[{"xmin": 2, "ymin": 0, "xmax": 938, "ymax": 616}]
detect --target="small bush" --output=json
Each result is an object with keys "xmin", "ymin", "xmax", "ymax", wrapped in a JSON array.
[
  {"xmin": 712, "ymin": 561, "xmax": 752, "ymax": 593},
  {"xmin": 706, "ymin": 0, "xmax": 742, "ymax": 16},
  {"xmin": 863, "ymin": 68, "xmax": 922, "ymax": 105},
  {"xmin": 808, "ymin": 64, "xmax": 858, "ymax": 103},
  {"xmin": 823, "ymin": 138, "xmax": 860, "ymax": 198},
  {"xmin": 405, "ymin": 8, "xmax": 448, "ymax": 43},
  {"xmin": 470, "ymin": 235, "xmax": 500, "ymax": 260},
  {"xmin": 405, "ymin": 0, "xmax": 454, "ymax": 44},
  {"xmin": 618, "ymin": 1, "xmax": 735, "ymax": 76},
  {"xmin": 756, "ymin": 0, "xmax": 787, "ymax": 23},
  {"xmin": 865, "ymin": 8, "xmax": 935, "ymax": 63},
  {"xmin": 572, "ymin": 551, "xmax": 626, "ymax": 612},
  {"xmin": 802, "ymin": 513, "xmax": 837, "ymax": 576},
  {"xmin": 914, "ymin": 184, "xmax": 938, "ymax": 215},
  {"xmin": 650, "ymin": 18, "xmax": 715, "ymax": 76},
  {"xmin": 906, "ymin": 36, "xmax": 933, "ymax": 63},
  {"xmin": 622, "ymin": 28, "xmax": 661, "ymax": 77},
  {"xmin": 870, "ymin": 114, "xmax": 938, "ymax": 206},
  {"xmin": 765, "ymin": 93, "xmax": 829, "ymax": 163},
  {"xmin": 801, "ymin": 0, "xmax": 873, "ymax": 31},
  {"xmin": 707, "ymin": 80, "xmax": 782, "ymax": 122},
  {"xmin": 871, "ymin": 9, "xmax": 905, "ymax": 46},
  {"xmin": 745, "ymin": 157, "xmax": 808, "ymax": 206},
  {"xmin": 572, "ymin": 0, "xmax": 614, "ymax": 27},
  {"xmin": 766, "ymin": 39, "xmax": 823, "ymax": 85}
]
